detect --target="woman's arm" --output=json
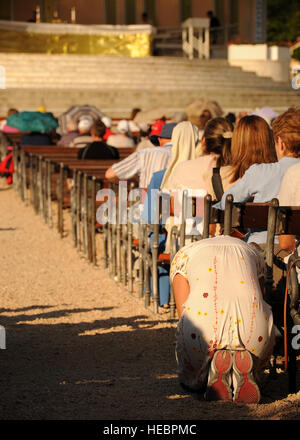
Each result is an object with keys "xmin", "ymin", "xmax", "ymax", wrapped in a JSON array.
[
  {"xmin": 214, "ymin": 168, "xmax": 254, "ymax": 210},
  {"xmin": 172, "ymin": 273, "xmax": 190, "ymax": 318}
]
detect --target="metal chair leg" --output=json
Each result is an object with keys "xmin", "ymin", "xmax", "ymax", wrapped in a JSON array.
[
  {"xmin": 91, "ymin": 176, "xmax": 97, "ymax": 266},
  {"xmin": 76, "ymin": 171, "xmax": 82, "ymax": 251},
  {"xmin": 138, "ymin": 223, "xmax": 144, "ymax": 299}
]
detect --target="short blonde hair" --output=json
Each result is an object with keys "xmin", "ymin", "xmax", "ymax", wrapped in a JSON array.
[{"xmin": 271, "ymin": 107, "xmax": 300, "ymax": 157}]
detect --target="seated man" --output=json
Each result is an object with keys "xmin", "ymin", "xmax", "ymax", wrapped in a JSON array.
[
  {"xmin": 69, "ymin": 118, "xmax": 93, "ymax": 148},
  {"xmin": 105, "ymin": 122, "xmax": 176, "ymax": 190},
  {"xmin": 135, "ymin": 122, "xmax": 154, "ymax": 152},
  {"xmin": 77, "ymin": 120, "xmax": 119, "ymax": 160},
  {"xmin": 57, "ymin": 120, "xmax": 79, "ymax": 147},
  {"xmin": 101, "ymin": 116, "xmax": 114, "ymax": 141},
  {"xmin": 107, "ymin": 120, "xmax": 135, "ymax": 149}
]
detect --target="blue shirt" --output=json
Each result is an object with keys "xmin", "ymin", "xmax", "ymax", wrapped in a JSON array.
[
  {"xmin": 142, "ymin": 169, "xmax": 166, "ymax": 224},
  {"xmin": 214, "ymin": 157, "xmax": 300, "ymax": 243}
]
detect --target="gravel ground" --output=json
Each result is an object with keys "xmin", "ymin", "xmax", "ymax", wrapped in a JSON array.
[{"xmin": 0, "ymin": 180, "xmax": 299, "ymax": 421}]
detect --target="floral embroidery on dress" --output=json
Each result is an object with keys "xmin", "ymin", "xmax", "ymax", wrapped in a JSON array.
[{"xmin": 170, "ymin": 248, "xmax": 189, "ymax": 281}]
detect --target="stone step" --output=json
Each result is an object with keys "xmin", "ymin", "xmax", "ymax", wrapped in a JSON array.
[
  {"xmin": 4, "ymin": 72, "xmax": 285, "ymax": 86},
  {"xmin": 0, "ymin": 53, "xmax": 231, "ymax": 65},
  {"xmin": 4, "ymin": 80, "xmax": 288, "ymax": 90},
  {"xmin": 3, "ymin": 72, "xmax": 280, "ymax": 82},
  {"xmin": 0, "ymin": 53, "xmax": 298, "ymax": 118},
  {"xmin": 1, "ymin": 86, "xmax": 298, "ymax": 118}
]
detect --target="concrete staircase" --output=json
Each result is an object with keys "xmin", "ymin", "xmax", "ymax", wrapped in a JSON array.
[{"xmin": 0, "ymin": 53, "xmax": 299, "ymax": 118}]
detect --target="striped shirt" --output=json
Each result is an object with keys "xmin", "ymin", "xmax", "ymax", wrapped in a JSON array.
[{"xmin": 112, "ymin": 144, "xmax": 172, "ymax": 189}]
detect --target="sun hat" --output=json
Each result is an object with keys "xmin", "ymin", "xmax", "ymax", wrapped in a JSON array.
[
  {"xmin": 129, "ymin": 121, "xmax": 140, "ymax": 132},
  {"xmin": 138, "ymin": 122, "xmax": 149, "ymax": 132},
  {"xmin": 117, "ymin": 119, "xmax": 130, "ymax": 134},
  {"xmin": 101, "ymin": 116, "xmax": 112, "ymax": 128},
  {"xmin": 78, "ymin": 118, "xmax": 92, "ymax": 131}
]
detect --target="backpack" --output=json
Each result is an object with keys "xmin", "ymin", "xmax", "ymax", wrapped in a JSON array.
[
  {"xmin": 0, "ymin": 149, "xmax": 14, "ymax": 184},
  {"xmin": 212, "ymin": 167, "xmax": 245, "ymax": 239}
]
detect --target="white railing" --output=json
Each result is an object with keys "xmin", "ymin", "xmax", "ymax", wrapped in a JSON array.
[{"xmin": 182, "ymin": 18, "xmax": 210, "ymax": 59}]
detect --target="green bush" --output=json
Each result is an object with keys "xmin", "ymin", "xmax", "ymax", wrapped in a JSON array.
[
  {"xmin": 267, "ymin": 0, "xmax": 300, "ymax": 42},
  {"xmin": 292, "ymin": 47, "xmax": 300, "ymax": 61}
]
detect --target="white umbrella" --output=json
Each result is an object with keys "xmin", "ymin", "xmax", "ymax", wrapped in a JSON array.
[{"xmin": 59, "ymin": 105, "xmax": 105, "ymax": 134}]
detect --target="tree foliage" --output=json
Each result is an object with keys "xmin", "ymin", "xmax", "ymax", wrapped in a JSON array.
[{"xmin": 267, "ymin": 0, "xmax": 300, "ymax": 43}]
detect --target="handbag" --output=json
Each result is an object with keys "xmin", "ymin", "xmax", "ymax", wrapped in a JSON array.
[{"xmin": 212, "ymin": 167, "xmax": 246, "ymax": 239}]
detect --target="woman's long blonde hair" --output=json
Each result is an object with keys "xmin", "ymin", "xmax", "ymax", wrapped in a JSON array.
[{"xmin": 229, "ymin": 115, "xmax": 277, "ymax": 183}]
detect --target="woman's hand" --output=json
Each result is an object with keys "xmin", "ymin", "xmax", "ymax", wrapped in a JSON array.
[{"xmin": 278, "ymin": 234, "xmax": 296, "ymax": 253}]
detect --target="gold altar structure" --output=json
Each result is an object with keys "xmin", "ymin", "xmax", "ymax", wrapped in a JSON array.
[{"xmin": 0, "ymin": 20, "xmax": 153, "ymax": 57}]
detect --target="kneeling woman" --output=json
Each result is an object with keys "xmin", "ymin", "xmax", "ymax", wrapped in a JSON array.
[{"xmin": 170, "ymin": 235, "xmax": 275, "ymax": 403}]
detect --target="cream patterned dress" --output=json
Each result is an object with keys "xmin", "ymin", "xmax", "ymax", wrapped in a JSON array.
[{"xmin": 170, "ymin": 235, "xmax": 275, "ymax": 390}]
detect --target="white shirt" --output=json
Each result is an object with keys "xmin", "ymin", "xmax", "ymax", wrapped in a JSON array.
[{"xmin": 112, "ymin": 144, "xmax": 172, "ymax": 189}]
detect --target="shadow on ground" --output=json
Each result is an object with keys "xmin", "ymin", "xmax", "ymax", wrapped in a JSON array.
[{"xmin": 0, "ymin": 306, "xmax": 299, "ymax": 420}]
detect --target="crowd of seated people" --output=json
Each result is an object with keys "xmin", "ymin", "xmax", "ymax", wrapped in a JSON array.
[
  {"xmin": 1, "ymin": 103, "xmax": 299, "ymax": 405},
  {"xmin": 106, "ymin": 105, "xmax": 299, "ymax": 404}
]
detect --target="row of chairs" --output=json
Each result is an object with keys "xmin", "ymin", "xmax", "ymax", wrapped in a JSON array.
[{"xmin": 11, "ymin": 142, "xmax": 134, "ymax": 266}]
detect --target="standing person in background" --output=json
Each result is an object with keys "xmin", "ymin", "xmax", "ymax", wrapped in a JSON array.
[
  {"xmin": 206, "ymin": 10, "xmax": 220, "ymax": 44},
  {"xmin": 130, "ymin": 108, "xmax": 141, "ymax": 121},
  {"xmin": 140, "ymin": 12, "xmax": 153, "ymax": 26}
]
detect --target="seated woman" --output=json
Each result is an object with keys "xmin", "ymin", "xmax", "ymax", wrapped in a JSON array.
[
  {"xmin": 161, "ymin": 117, "xmax": 234, "ymax": 239},
  {"xmin": 142, "ymin": 120, "xmax": 199, "ymax": 309},
  {"xmin": 170, "ymin": 235, "xmax": 275, "ymax": 403},
  {"xmin": 215, "ymin": 109, "xmax": 300, "ymax": 244}
]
